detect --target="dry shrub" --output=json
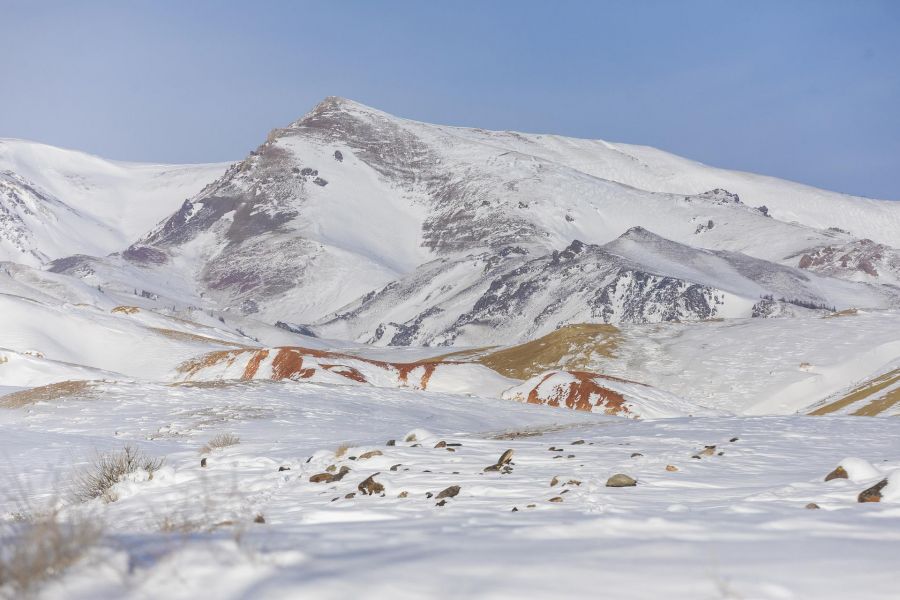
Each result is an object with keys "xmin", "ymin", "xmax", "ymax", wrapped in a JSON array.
[
  {"xmin": 200, "ymin": 433, "xmax": 240, "ymax": 454},
  {"xmin": 0, "ymin": 510, "xmax": 102, "ymax": 598},
  {"xmin": 74, "ymin": 445, "xmax": 164, "ymax": 503},
  {"xmin": 334, "ymin": 443, "xmax": 350, "ymax": 458}
]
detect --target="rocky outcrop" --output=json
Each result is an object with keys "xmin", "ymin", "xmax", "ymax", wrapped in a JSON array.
[{"xmin": 501, "ymin": 370, "xmax": 713, "ymax": 419}]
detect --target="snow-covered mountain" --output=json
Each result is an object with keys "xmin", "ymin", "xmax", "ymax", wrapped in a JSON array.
[
  {"xmin": 2, "ymin": 96, "xmax": 900, "ymax": 412},
  {"xmin": 0, "ymin": 138, "xmax": 228, "ymax": 265},
  {"xmin": 31, "ymin": 97, "xmax": 895, "ymax": 339},
  {"xmin": 313, "ymin": 227, "xmax": 897, "ymax": 347}
]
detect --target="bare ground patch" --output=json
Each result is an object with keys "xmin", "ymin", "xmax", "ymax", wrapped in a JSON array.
[
  {"xmin": 476, "ymin": 324, "xmax": 621, "ymax": 379},
  {"xmin": 0, "ymin": 380, "xmax": 98, "ymax": 409},
  {"xmin": 810, "ymin": 368, "xmax": 900, "ymax": 416}
]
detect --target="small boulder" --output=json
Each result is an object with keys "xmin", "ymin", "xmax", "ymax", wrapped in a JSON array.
[
  {"xmin": 344, "ymin": 493, "xmax": 356, "ymax": 499},
  {"xmin": 435, "ymin": 499, "xmax": 447, "ymax": 507},
  {"xmin": 498, "ymin": 449, "xmax": 514, "ymax": 465},
  {"xmin": 858, "ymin": 479, "xmax": 888, "ymax": 503},
  {"xmin": 254, "ymin": 514, "xmax": 266, "ymax": 524},
  {"xmin": 436, "ymin": 485, "xmax": 460, "ymax": 500},
  {"xmin": 805, "ymin": 503, "xmax": 820, "ymax": 510},
  {"xmin": 572, "ymin": 440, "xmax": 585, "ymax": 445},
  {"xmin": 309, "ymin": 472, "xmax": 334, "ymax": 484},
  {"xmin": 606, "ymin": 474, "xmax": 637, "ymax": 487},
  {"xmin": 700, "ymin": 445, "xmax": 716, "ymax": 457},
  {"xmin": 824, "ymin": 466, "xmax": 848, "ymax": 482},
  {"xmin": 398, "ymin": 491, "xmax": 408, "ymax": 498},
  {"xmin": 666, "ymin": 465, "xmax": 679, "ymax": 472},
  {"xmin": 631, "ymin": 452, "xmax": 643, "ymax": 458},
  {"xmin": 548, "ymin": 496, "xmax": 564, "ymax": 503},
  {"xmin": 434, "ymin": 441, "xmax": 447, "ymax": 448},
  {"xmin": 332, "ymin": 466, "xmax": 351, "ymax": 481},
  {"xmin": 550, "ymin": 476, "xmax": 559, "ymax": 487},
  {"xmin": 278, "ymin": 465, "xmax": 291, "ymax": 472},
  {"xmin": 730, "ymin": 437, "xmax": 739, "ymax": 442},
  {"xmin": 386, "ymin": 439, "xmax": 396, "ymax": 446},
  {"xmin": 390, "ymin": 464, "xmax": 402, "ymax": 471},
  {"xmin": 358, "ymin": 473, "xmax": 385, "ymax": 496},
  {"xmin": 358, "ymin": 450, "xmax": 383, "ymax": 460},
  {"xmin": 200, "ymin": 457, "xmax": 207, "ymax": 468}
]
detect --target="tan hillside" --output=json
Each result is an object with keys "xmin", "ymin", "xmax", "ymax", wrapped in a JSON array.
[
  {"xmin": 475, "ymin": 324, "xmax": 620, "ymax": 379},
  {"xmin": 810, "ymin": 368, "xmax": 900, "ymax": 416}
]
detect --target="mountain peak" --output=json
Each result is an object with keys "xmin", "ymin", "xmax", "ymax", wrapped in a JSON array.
[
  {"xmin": 618, "ymin": 226, "xmax": 659, "ymax": 241},
  {"xmin": 292, "ymin": 96, "xmax": 387, "ymax": 128}
]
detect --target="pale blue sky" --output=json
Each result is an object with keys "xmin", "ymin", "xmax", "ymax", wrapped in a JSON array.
[{"xmin": 2, "ymin": 0, "xmax": 898, "ymax": 199}]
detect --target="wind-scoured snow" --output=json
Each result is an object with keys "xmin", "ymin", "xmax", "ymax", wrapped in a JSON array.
[
  {"xmin": 0, "ymin": 138, "xmax": 228, "ymax": 265},
  {"xmin": 2, "ymin": 381, "xmax": 900, "ymax": 599}
]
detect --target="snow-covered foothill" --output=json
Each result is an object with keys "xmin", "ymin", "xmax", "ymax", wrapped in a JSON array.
[
  {"xmin": 176, "ymin": 346, "xmax": 519, "ymax": 399},
  {"xmin": 502, "ymin": 370, "xmax": 716, "ymax": 418}
]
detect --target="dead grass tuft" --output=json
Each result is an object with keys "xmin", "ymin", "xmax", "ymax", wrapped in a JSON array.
[
  {"xmin": 200, "ymin": 433, "xmax": 240, "ymax": 454},
  {"xmin": 73, "ymin": 445, "xmax": 165, "ymax": 503},
  {"xmin": 334, "ymin": 443, "xmax": 350, "ymax": 458},
  {"xmin": 149, "ymin": 327, "xmax": 246, "ymax": 348},
  {"xmin": 110, "ymin": 305, "xmax": 139, "ymax": 314},
  {"xmin": 0, "ymin": 510, "xmax": 102, "ymax": 597}
]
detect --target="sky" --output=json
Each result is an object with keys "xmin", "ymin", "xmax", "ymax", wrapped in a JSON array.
[{"xmin": 2, "ymin": 0, "xmax": 899, "ymax": 200}]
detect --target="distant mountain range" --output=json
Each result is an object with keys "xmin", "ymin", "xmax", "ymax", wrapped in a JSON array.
[{"xmin": 2, "ymin": 97, "xmax": 900, "ymax": 348}]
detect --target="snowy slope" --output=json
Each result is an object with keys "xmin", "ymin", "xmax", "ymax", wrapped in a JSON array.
[
  {"xmin": 0, "ymin": 138, "xmax": 228, "ymax": 264},
  {"xmin": 2, "ymin": 381, "xmax": 900, "ymax": 599},
  {"xmin": 314, "ymin": 231, "xmax": 898, "ymax": 347},
  {"xmin": 478, "ymin": 130, "xmax": 900, "ymax": 246}
]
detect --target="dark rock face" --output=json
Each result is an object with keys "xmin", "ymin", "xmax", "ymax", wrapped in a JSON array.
[
  {"xmin": 795, "ymin": 239, "xmax": 899, "ymax": 282},
  {"xmin": 274, "ymin": 321, "xmax": 318, "ymax": 337},
  {"xmin": 317, "ymin": 235, "xmax": 730, "ymax": 346},
  {"xmin": 696, "ymin": 188, "xmax": 741, "ymax": 205},
  {"xmin": 590, "ymin": 270, "xmax": 722, "ymax": 323},
  {"xmin": 122, "ymin": 245, "xmax": 168, "ymax": 265},
  {"xmin": 47, "ymin": 254, "xmax": 98, "ymax": 276}
]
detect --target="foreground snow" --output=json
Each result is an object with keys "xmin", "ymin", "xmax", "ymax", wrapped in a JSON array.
[{"xmin": 2, "ymin": 380, "xmax": 899, "ymax": 599}]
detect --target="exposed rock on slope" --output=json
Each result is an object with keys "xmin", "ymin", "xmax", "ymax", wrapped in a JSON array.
[
  {"xmin": 176, "ymin": 345, "xmax": 707, "ymax": 419},
  {"xmin": 176, "ymin": 346, "xmax": 517, "ymax": 398},
  {"xmin": 314, "ymin": 239, "xmax": 732, "ymax": 346},
  {"xmin": 315, "ymin": 229, "xmax": 898, "ymax": 346},
  {"xmin": 502, "ymin": 370, "xmax": 716, "ymax": 418},
  {"xmin": 792, "ymin": 239, "xmax": 900, "ymax": 286}
]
